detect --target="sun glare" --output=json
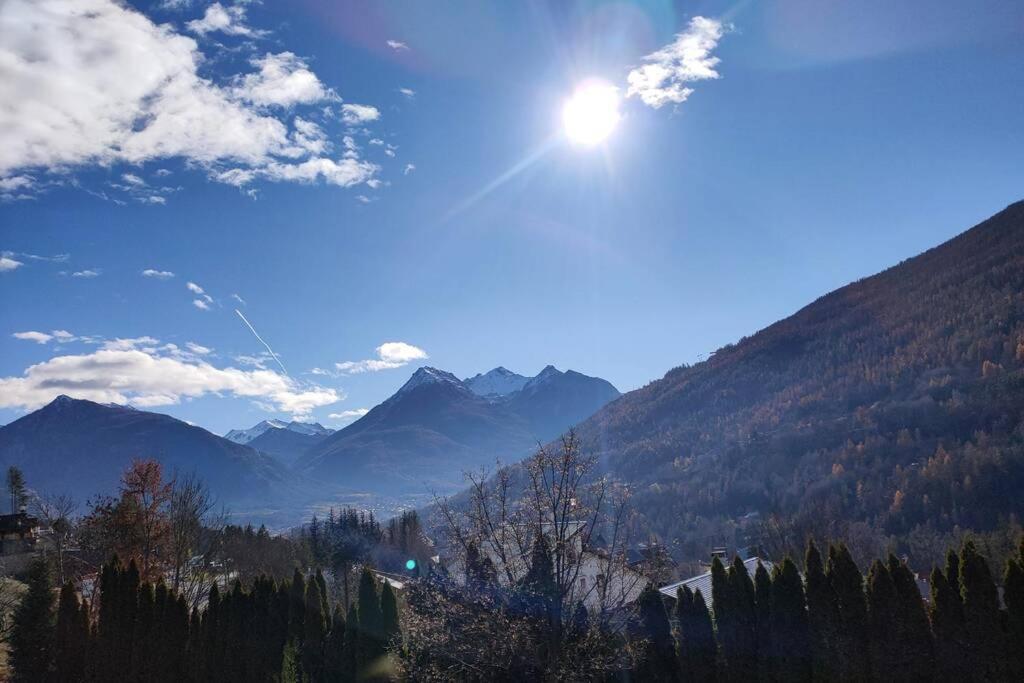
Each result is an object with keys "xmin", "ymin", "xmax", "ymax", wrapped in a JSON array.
[{"xmin": 562, "ymin": 80, "xmax": 621, "ymax": 146}]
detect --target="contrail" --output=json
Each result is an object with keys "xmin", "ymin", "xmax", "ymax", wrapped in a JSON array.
[{"xmin": 234, "ymin": 309, "xmax": 289, "ymax": 377}]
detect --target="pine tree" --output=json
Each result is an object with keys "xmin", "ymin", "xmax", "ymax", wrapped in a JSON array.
[
  {"xmin": 887, "ymin": 556, "xmax": 933, "ymax": 680},
  {"xmin": 131, "ymin": 582, "xmax": 155, "ymax": 681},
  {"xmin": 630, "ymin": 584, "xmax": 677, "ymax": 681},
  {"xmin": 53, "ymin": 581, "xmax": 87, "ymax": 682},
  {"xmin": 959, "ymin": 540, "xmax": 1004, "ymax": 680},
  {"xmin": 357, "ymin": 568, "xmax": 384, "ymax": 675},
  {"xmin": 302, "ymin": 578, "xmax": 328, "ymax": 682},
  {"xmin": 803, "ymin": 540, "xmax": 838, "ymax": 681},
  {"xmin": 204, "ymin": 582, "xmax": 222, "ymax": 681},
  {"xmin": 9, "ymin": 557, "xmax": 55, "ymax": 682},
  {"xmin": 1004, "ymin": 557, "xmax": 1024, "ymax": 679},
  {"xmin": 770, "ymin": 558, "xmax": 810, "ymax": 682},
  {"xmin": 753, "ymin": 562, "xmax": 772, "ymax": 678},
  {"xmin": 826, "ymin": 544, "xmax": 869, "ymax": 681},
  {"xmin": 342, "ymin": 603, "xmax": 359, "ymax": 681},
  {"xmin": 865, "ymin": 560, "xmax": 899, "ymax": 679},
  {"xmin": 289, "ymin": 568, "xmax": 307, "ymax": 646}
]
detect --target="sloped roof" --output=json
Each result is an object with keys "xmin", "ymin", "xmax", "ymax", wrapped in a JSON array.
[{"xmin": 658, "ymin": 557, "xmax": 774, "ymax": 609}]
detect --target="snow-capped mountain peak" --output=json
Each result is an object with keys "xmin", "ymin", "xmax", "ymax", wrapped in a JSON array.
[
  {"xmin": 464, "ymin": 366, "xmax": 529, "ymax": 397},
  {"xmin": 225, "ymin": 419, "xmax": 332, "ymax": 444},
  {"xmin": 396, "ymin": 366, "xmax": 466, "ymax": 396}
]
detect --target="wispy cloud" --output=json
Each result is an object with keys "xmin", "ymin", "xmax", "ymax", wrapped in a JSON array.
[
  {"xmin": 340, "ymin": 104, "xmax": 381, "ymax": 126},
  {"xmin": 193, "ymin": 299, "xmax": 211, "ymax": 311},
  {"xmin": 13, "ymin": 331, "xmax": 54, "ymax": 344},
  {"xmin": 0, "ymin": 255, "xmax": 24, "ymax": 272},
  {"xmin": 71, "ymin": 269, "xmax": 101, "ymax": 278},
  {"xmin": 327, "ymin": 408, "xmax": 369, "ymax": 425},
  {"xmin": 186, "ymin": 2, "xmax": 265, "ymax": 38},
  {"xmin": 386, "ymin": 40, "xmax": 409, "ymax": 51},
  {"xmin": 398, "ymin": 87, "xmax": 416, "ymax": 99},
  {"xmin": 626, "ymin": 16, "xmax": 727, "ymax": 109},
  {"xmin": 142, "ymin": 268, "xmax": 175, "ymax": 279},
  {"xmin": 404, "ymin": 163, "xmax": 416, "ymax": 175},
  {"xmin": 335, "ymin": 342, "xmax": 428, "ymax": 374}
]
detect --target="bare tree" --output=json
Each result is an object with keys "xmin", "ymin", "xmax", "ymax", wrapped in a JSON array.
[
  {"xmin": 168, "ymin": 472, "xmax": 227, "ymax": 609},
  {"xmin": 31, "ymin": 492, "xmax": 77, "ymax": 584}
]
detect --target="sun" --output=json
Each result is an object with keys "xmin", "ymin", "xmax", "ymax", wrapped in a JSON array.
[{"xmin": 562, "ymin": 80, "xmax": 621, "ymax": 147}]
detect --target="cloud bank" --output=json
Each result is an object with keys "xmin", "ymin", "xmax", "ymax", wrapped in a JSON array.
[{"xmin": 0, "ymin": 0, "xmax": 380, "ymax": 194}]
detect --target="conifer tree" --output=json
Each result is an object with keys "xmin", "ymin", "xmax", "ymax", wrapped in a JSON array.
[
  {"xmin": 289, "ymin": 569, "xmax": 307, "ymax": 646},
  {"xmin": 688, "ymin": 589, "xmax": 718, "ymax": 682},
  {"xmin": 630, "ymin": 584, "xmax": 677, "ymax": 681},
  {"xmin": 929, "ymin": 566, "xmax": 966, "ymax": 680},
  {"xmin": 53, "ymin": 581, "xmax": 87, "ymax": 683},
  {"xmin": 826, "ymin": 544, "xmax": 869, "ymax": 681},
  {"xmin": 357, "ymin": 568, "xmax": 384, "ymax": 675},
  {"xmin": 753, "ymin": 562, "xmax": 772, "ymax": 678},
  {"xmin": 710, "ymin": 555, "xmax": 731, "ymax": 679},
  {"xmin": 887, "ymin": 556, "xmax": 933, "ymax": 680},
  {"xmin": 380, "ymin": 581, "xmax": 400, "ymax": 648},
  {"xmin": 1004, "ymin": 557, "xmax": 1024, "ymax": 679},
  {"xmin": 342, "ymin": 603, "xmax": 359, "ymax": 681},
  {"xmin": 724, "ymin": 556, "xmax": 757, "ymax": 679},
  {"xmin": 770, "ymin": 558, "xmax": 810, "ymax": 682},
  {"xmin": 9, "ymin": 557, "xmax": 55, "ymax": 683},
  {"xmin": 281, "ymin": 640, "xmax": 300, "ymax": 683},
  {"xmin": 204, "ymin": 582, "xmax": 222, "ymax": 681},
  {"xmin": 302, "ymin": 578, "xmax": 328, "ymax": 681},
  {"xmin": 804, "ymin": 540, "xmax": 839, "ymax": 681},
  {"xmin": 866, "ymin": 560, "xmax": 899, "ymax": 679},
  {"xmin": 131, "ymin": 582, "xmax": 155, "ymax": 681},
  {"xmin": 324, "ymin": 605, "xmax": 348, "ymax": 681},
  {"xmin": 959, "ymin": 540, "xmax": 1004, "ymax": 680},
  {"xmin": 569, "ymin": 600, "xmax": 589, "ymax": 643}
]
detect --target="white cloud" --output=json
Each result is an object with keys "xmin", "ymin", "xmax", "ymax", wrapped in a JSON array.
[
  {"xmin": 13, "ymin": 331, "xmax": 53, "ymax": 344},
  {"xmin": 186, "ymin": 2, "xmax": 263, "ymax": 38},
  {"xmin": 328, "ymin": 408, "xmax": 369, "ymax": 424},
  {"xmin": 51, "ymin": 330, "xmax": 75, "ymax": 341},
  {"xmin": 293, "ymin": 118, "xmax": 328, "ymax": 155},
  {"xmin": 340, "ymin": 104, "xmax": 381, "ymax": 125},
  {"xmin": 193, "ymin": 299, "xmax": 211, "ymax": 311},
  {"xmin": 186, "ymin": 281, "xmax": 205, "ymax": 294},
  {"xmin": 386, "ymin": 40, "xmax": 409, "ymax": 51},
  {"xmin": 231, "ymin": 293, "xmax": 246, "ymax": 305},
  {"xmin": 0, "ymin": 345, "xmax": 341, "ymax": 415},
  {"xmin": 186, "ymin": 341, "xmax": 212, "ymax": 355},
  {"xmin": 122, "ymin": 173, "xmax": 146, "ymax": 186},
  {"xmin": 142, "ymin": 268, "xmax": 175, "ymax": 279},
  {"xmin": 335, "ymin": 341, "xmax": 428, "ymax": 374},
  {"xmin": 234, "ymin": 53, "xmax": 333, "ymax": 108},
  {"xmin": 71, "ymin": 269, "xmax": 101, "ymax": 278},
  {"xmin": 626, "ymin": 16, "xmax": 726, "ymax": 109},
  {"xmin": 398, "ymin": 87, "xmax": 415, "ymax": 99},
  {"xmin": 0, "ymin": 256, "xmax": 24, "ymax": 272},
  {"xmin": 0, "ymin": 0, "xmax": 379, "ymax": 193},
  {"xmin": 404, "ymin": 163, "xmax": 416, "ymax": 175}
]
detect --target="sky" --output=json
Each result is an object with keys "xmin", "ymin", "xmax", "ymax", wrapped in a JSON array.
[{"xmin": 1, "ymin": 0, "xmax": 1023, "ymax": 435}]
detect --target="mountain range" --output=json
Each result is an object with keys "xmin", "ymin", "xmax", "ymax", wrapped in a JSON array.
[{"xmin": 0, "ymin": 364, "xmax": 620, "ymax": 512}]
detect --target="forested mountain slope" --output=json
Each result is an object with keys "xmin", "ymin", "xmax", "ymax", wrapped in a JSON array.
[{"xmin": 574, "ymin": 201, "xmax": 1024, "ymax": 559}]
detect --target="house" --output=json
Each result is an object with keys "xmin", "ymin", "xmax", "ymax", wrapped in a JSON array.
[
  {"xmin": 658, "ymin": 556, "xmax": 775, "ymax": 609},
  {"xmin": 0, "ymin": 511, "xmax": 40, "ymax": 556}
]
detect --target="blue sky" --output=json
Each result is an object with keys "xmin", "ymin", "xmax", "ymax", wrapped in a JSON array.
[{"xmin": 1, "ymin": 0, "xmax": 1023, "ymax": 434}]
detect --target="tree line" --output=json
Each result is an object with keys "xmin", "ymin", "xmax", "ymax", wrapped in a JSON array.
[{"xmin": 8, "ymin": 556, "xmax": 400, "ymax": 682}]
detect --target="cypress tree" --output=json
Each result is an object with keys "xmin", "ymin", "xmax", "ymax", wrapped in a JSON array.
[
  {"xmin": 959, "ymin": 540, "xmax": 1003, "ymax": 680},
  {"xmin": 518, "ymin": 534, "xmax": 560, "ymax": 640},
  {"xmin": 804, "ymin": 540, "xmax": 839, "ymax": 681},
  {"xmin": 1004, "ymin": 557, "xmax": 1024, "ymax": 679},
  {"xmin": 9, "ymin": 557, "xmax": 55, "ymax": 683},
  {"xmin": 280, "ymin": 641, "xmax": 300, "ymax": 683},
  {"xmin": 380, "ymin": 581, "xmax": 400, "ymax": 648},
  {"xmin": 569, "ymin": 600, "xmax": 589, "ymax": 642},
  {"xmin": 302, "ymin": 578, "xmax": 328, "ymax": 681},
  {"xmin": 689, "ymin": 589, "xmax": 718, "ymax": 682},
  {"xmin": 865, "ymin": 560, "xmax": 899, "ymax": 679},
  {"xmin": 826, "ymin": 544, "xmax": 869, "ymax": 681},
  {"xmin": 342, "ymin": 603, "xmax": 359, "ymax": 681},
  {"xmin": 119, "ymin": 559, "xmax": 140, "ymax": 681},
  {"xmin": 630, "ymin": 584, "xmax": 677, "ymax": 681},
  {"xmin": 131, "ymin": 582, "xmax": 155, "ymax": 681},
  {"xmin": 324, "ymin": 605, "xmax": 348, "ymax": 681},
  {"xmin": 204, "ymin": 582, "xmax": 222, "ymax": 682},
  {"xmin": 769, "ymin": 558, "xmax": 810, "ymax": 682},
  {"xmin": 719, "ymin": 557, "xmax": 757, "ymax": 680},
  {"xmin": 753, "ymin": 562, "xmax": 772, "ymax": 679},
  {"xmin": 887, "ymin": 556, "xmax": 933, "ymax": 681},
  {"xmin": 288, "ymin": 569, "xmax": 306, "ymax": 646},
  {"xmin": 710, "ymin": 555, "xmax": 731, "ymax": 679},
  {"xmin": 357, "ymin": 568, "xmax": 384, "ymax": 675},
  {"xmin": 929, "ymin": 566, "xmax": 967, "ymax": 680},
  {"xmin": 53, "ymin": 581, "xmax": 86, "ymax": 683}
]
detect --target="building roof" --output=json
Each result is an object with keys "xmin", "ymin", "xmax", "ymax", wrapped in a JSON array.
[{"xmin": 658, "ymin": 557, "xmax": 774, "ymax": 608}]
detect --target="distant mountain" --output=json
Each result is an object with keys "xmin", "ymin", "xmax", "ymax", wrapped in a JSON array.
[
  {"xmin": 464, "ymin": 367, "xmax": 529, "ymax": 397},
  {"xmin": 224, "ymin": 419, "xmax": 334, "ymax": 467},
  {"xmin": 297, "ymin": 365, "xmax": 620, "ymax": 494},
  {"xmin": 225, "ymin": 419, "xmax": 333, "ymax": 445},
  {"xmin": 556, "ymin": 201, "xmax": 1024, "ymax": 563},
  {"xmin": 0, "ymin": 396, "xmax": 299, "ymax": 509}
]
